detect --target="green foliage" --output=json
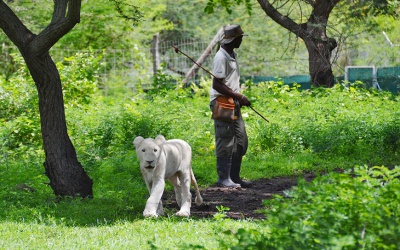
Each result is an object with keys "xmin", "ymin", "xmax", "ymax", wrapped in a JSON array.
[
  {"xmin": 110, "ymin": 0, "xmax": 143, "ymax": 24},
  {"xmin": 58, "ymin": 50, "xmax": 103, "ymax": 108},
  {"xmin": 0, "ymin": 54, "xmax": 37, "ymax": 120},
  {"xmin": 3, "ymin": 0, "xmax": 399, "ymax": 83},
  {"xmin": 204, "ymin": 0, "xmax": 252, "ymax": 15},
  {"xmin": 225, "ymin": 165, "xmax": 400, "ymax": 249},
  {"xmin": 1, "ymin": 52, "xmax": 102, "ymax": 157},
  {"xmin": 1, "ymin": 2, "xmax": 400, "ymax": 248},
  {"xmin": 243, "ymin": 81, "xmax": 400, "ymax": 167},
  {"xmin": 1, "ymin": 52, "xmax": 400, "ymax": 248},
  {"xmin": 190, "ymin": 77, "xmax": 213, "ymax": 97},
  {"xmin": 146, "ymin": 67, "xmax": 179, "ymax": 95},
  {"xmin": 0, "ymin": 0, "xmax": 173, "ymax": 74},
  {"xmin": 57, "ymin": 0, "xmax": 172, "ymax": 50},
  {"xmin": 0, "ymin": 55, "xmax": 40, "ymax": 151},
  {"xmin": 213, "ymin": 205, "xmax": 231, "ymax": 220}
]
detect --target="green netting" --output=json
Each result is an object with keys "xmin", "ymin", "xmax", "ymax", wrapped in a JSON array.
[
  {"xmin": 243, "ymin": 68, "xmax": 399, "ymax": 94},
  {"xmin": 243, "ymin": 75, "xmax": 311, "ymax": 89},
  {"xmin": 376, "ymin": 67, "xmax": 400, "ymax": 93},
  {"xmin": 242, "ymin": 76, "xmax": 277, "ymax": 83},
  {"xmin": 346, "ymin": 67, "xmax": 374, "ymax": 87}
]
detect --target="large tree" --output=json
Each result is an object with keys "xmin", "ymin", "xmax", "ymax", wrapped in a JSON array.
[
  {"xmin": 258, "ymin": 0, "xmax": 339, "ymax": 87},
  {"xmin": 206, "ymin": 0, "xmax": 341, "ymax": 87},
  {"xmin": 0, "ymin": 0, "xmax": 93, "ymax": 197}
]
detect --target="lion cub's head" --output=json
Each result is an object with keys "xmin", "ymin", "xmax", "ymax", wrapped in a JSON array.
[{"xmin": 133, "ymin": 135, "xmax": 166, "ymax": 170}]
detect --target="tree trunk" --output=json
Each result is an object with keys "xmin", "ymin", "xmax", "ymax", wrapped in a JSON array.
[
  {"xmin": 24, "ymin": 52, "xmax": 93, "ymax": 198},
  {"xmin": 1, "ymin": 0, "xmax": 93, "ymax": 198},
  {"xmin": 305, "ymin": 37, "xmax": 336, "ymax": 87},
  {"xmin": 257, "ymin": 0, "xmax": 340, "ymax": 88},
  {"xmin": 303, "ymin": 0, "xmax": 338, "ymax": 88}
]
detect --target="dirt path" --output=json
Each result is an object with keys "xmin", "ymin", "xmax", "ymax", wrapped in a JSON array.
[{"xmin": 163, "ymin": 174, "xmax": 316, "ymax": 219}]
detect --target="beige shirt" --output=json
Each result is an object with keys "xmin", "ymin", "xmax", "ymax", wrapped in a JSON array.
[{"xmin": 210, "ymin": 48, "xmax": 241, "ymax": 101}]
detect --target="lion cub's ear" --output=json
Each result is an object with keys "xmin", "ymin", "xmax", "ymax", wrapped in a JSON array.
[
  {"xmin": 133, "ymin": 136, "xmax": 144, "ymax": 148},
  {"xmin": 155, "ymin": 135, "xmax": 166, "ymax": 146}
]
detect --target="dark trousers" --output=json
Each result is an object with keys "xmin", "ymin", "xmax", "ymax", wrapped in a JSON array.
[{"xmin": 210, "ymin": 100, "xmax": 248, "ymax": 158}]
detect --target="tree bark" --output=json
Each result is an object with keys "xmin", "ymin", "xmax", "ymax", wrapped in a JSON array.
[
  {"xmin": 26, "ymin": 53, "xmax": 93, "ymax": 197},
  {"xmin": 0, "ymin": 0, "xmax": 93, "ymax": 197},
  {"xmin": 257, "ymin": 0, "xmax": 340, "ymax": 87},
  {"xmin": 304, "ymin": 37, "xmax": 337, "ymax": 87}
]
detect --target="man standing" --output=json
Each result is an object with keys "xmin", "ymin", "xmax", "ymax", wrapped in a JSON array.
[{"xmin": 210, "ymin": 24, "xmax": 252, "ymax": 188}]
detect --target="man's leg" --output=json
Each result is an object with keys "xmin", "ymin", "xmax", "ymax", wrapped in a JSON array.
[
  {"xmin": 231, "ymin": 152, "xmax": 252, "ymax": 188},
  {"xmin": 214, "ymin": 120, "xmax": 240, "ymax": 188},
  {"xmin": 216, "ymin": 156, "xmax": 240, "ymax": 187},
  {"xmin": 230, "ymin": 116, "xmax": 252, "ymax": 188}
]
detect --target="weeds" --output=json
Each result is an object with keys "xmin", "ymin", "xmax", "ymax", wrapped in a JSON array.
[
  {"xmin": 226, "ymin": 165, "xmax": 400, "ymax": 249},
  {"xmin": 0, "ymin": 60, "xmax": 399, "ymax": 248}
]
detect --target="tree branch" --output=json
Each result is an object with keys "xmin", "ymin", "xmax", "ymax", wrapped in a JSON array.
[
  {"xmin": 30, "ymin": 0, "xmax": 82, "ymax": 56},
  {"xmin": 257, "ymin": 0, "xmax": 306, "ymax": 38},
  {"xmin": 0, "ymin": 1, "xmax": 35, "ymax": 49},
  {"xmin": 0, "ymin": 0, "xmax": 81, "ymax": 56},
  {"xmin": 307, "ymin": 0, "xmax": 340, "ymax": 41}
]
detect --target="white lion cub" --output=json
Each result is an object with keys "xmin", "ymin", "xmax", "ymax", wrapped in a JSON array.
[{"xmin": 133, "ymin": 135, "xmax": 203, "ymax": 217}]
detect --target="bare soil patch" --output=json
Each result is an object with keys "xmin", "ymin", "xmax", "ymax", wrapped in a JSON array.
[{"xmin": 162, "ymin": 173, "xmax": 316, "ymax": 219}]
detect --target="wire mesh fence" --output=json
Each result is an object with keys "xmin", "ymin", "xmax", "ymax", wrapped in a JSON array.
[
  {"xmin": 158, "ymin": 39, "xmax": 214, "ymax": 80},
  {"xmin": 1, "ymin": 33, "xmax": 399, "ymax": 93},
  {"xmin": 47, "ymin": 40, "xmax": 213, "ymax": 87}
]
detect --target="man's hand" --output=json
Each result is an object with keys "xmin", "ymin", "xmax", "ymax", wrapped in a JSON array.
[
  {"xmin": 213, "ymin": 78, "xmax": 251, "ymax": 106},
  {"xmin": 237, "ymin": 94, "xmax": 251, "ymax": 107}
]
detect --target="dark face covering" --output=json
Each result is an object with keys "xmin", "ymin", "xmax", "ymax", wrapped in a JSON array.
[
  {"xmin": 221, "ymin": 35, "xmax": 244, "ymax": 55},
  {"xmin": 231, "ymin": 36, "xmax": 243, "ymax": 49}
]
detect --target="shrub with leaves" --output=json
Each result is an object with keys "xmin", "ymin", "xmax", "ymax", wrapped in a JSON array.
[
  {"xmin": 146, "ymin": 66, "xmax": 179, "ymax": 96},
  {"xmin": 245, "ymin": 81, "xmax": 400, "ymax": 167},
  {"xmin": 225, "ymin": 165, "xmax": 400, "ymax": 249},
  {"xmin": 58, "ymin": 50, "xmax": 103, "ymax": 108},
  {"xmin": 0, "ymin": 55, "xmax": 40, "ymax": 152},
  {"xmin": 1, "ymin": 51, "xmax": 103, "ymax": 158}
]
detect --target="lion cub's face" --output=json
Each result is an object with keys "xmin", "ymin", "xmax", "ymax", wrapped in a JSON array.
[{"xmin": 133, "ymin": 135, "xmax": 165, "ymax": 170}]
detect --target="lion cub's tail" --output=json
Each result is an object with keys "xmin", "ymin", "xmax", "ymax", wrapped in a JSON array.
[{"xmin": 190, "ymin": 169, "xmax": 203, "ymax": 206}]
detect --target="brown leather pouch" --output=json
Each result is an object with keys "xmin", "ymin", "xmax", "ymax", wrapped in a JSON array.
[{"xmin": 211, "ymin": 96, "xmax": 237, "ymax": 122}]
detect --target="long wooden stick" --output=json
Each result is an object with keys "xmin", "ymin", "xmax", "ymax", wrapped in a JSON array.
[
  {"xmin": 173, "ymin": 45, "xmax": 270, "ymax": 123},
  {"xmin": 249, "ymin": 106, "xmax": 269, "ymax": 122}
]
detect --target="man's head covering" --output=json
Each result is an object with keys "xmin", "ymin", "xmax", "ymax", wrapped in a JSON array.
[{"xmin": 220, "ymin": 24, "xmax": 247, "ymax": 45}]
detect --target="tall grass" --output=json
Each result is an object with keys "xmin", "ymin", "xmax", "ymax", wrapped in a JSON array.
[{"xmin": 1, "ymin": 59, "xmax": 399, "ymax": 248}]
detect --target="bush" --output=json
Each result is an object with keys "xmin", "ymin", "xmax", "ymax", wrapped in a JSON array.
[
  {"xmin": 225, "ymin": 165, "xmax": 400, "ymax": 249},
  {"xmin": 0, "ymin": 55, "xmax": 40, "ymax": 151},
  {"xmin": 58, "ymin": 50, "xmax": 103, "ymax": 108},
  {"xmin": 245, "ymin": 81, "xmax": 400, "ymax": 167}
]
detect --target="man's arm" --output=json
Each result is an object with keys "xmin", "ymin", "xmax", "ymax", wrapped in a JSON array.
[{"xmin": 212, "ymin": 77, "xmax": 251, "ymax": 106}]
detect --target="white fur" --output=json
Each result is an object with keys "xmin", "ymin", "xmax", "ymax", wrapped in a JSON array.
[{"xmin": 133, "ymin": 135, "xmax": 203, "ymax": 217}]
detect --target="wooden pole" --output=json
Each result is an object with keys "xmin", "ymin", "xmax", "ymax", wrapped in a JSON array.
[
  {"xmin": 183, "ymin": 27, "xmax": 224, "ymax": 86},
  {"xmin": 152, "ymin": 33, "xmax": 160, "ymax": 76}
]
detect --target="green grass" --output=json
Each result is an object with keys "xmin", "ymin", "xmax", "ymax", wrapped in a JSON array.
[
  {"xmin": 0, "ymin": 219, "xmax": 263, "ymax": 249},
  {"xmin": 1, "ymin": 79, "xmax": 399, "ymax": 249}
]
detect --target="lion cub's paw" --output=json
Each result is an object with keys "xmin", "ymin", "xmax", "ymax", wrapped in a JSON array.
[
  {"xmin": 175, "ymin": 210, "xmax": 190, "ymax": 217},
  {"xmin": 143, "ymin": 212, "xmax": 158, "ymax": 218}
]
